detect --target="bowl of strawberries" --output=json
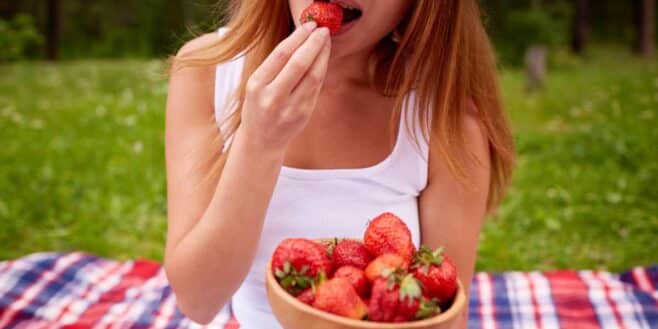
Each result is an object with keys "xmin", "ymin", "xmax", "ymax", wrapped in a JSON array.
[{"xmin": 266, "ymin": 212, "xmax": 466, "ymax": 329}]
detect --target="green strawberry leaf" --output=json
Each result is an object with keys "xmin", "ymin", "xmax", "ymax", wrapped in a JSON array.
[
  {"xmin": 399, "ymin": 274, "xmax": 422, "ymax": 301},
  {"xmin": 280, "ymin": 276, "xmax": 294, "ymax": 288},
  {"xmin": 313, "ymin": 271, "xmax": 327, "ymax": 289},
  {"xmin": 430, "ymin": 247, "xmax": 445, "ymax": 265},
  {"xmin": 416, "ymin": 297, "xmax": 441, "ymax": 319},
  {"xmin": 413, "ymin": 246, "xmax": 445, "ymax": 269}
]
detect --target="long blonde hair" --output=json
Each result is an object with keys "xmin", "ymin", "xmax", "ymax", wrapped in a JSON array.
[{"xmin": 172, "ymin": 0, "xmax": 515, "ymax": 211}]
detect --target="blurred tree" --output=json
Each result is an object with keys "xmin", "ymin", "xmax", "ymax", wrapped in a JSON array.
[
  {"xmin": 1, "ymin": 0, "xmax": 223, "ymax": 59},
  {"xmin": 3, "ymin": 0, "xmax": 654, "ymax": 61},
  {"xmin": 0, "ymin": 14, "xmax": 43, "ymax": 62},
  {"xmin": 0, "ymin": 1, "xmax": 20, "ymax": 20},
  {"xmin": 634, "ymin": 0, "xmax": 656, "ymax": 56},
  {"xmin": 501, "ymin": 5, "xmax": 568, "ymax": 65},
  {"xmin": 571, "ymin": 0, "xmax": 589, "ymax": 55},
  {"xmin": 45, "ymin": 0, "xmax": 60, "ymax": 60},
  {"xmin": 588, "ymin": 1, "xmax": 634, "ymax": 44}
]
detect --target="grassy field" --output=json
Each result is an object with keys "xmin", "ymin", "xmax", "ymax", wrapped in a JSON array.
[{"xmin": 1, "ymin": 49, "xmax": 656, "ymax": 272}]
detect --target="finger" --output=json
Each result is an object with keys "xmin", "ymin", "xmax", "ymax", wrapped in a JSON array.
[
  {"xmin": 288, "ymin": 39, "xmax": 331, "ymax": 110},
  {"xmin": 269, "ymin": 27, "xmax": 330, "ymax": 95},
  {"xmin": 250, "ymin": 21, "xmax": 317, "ymax": 84}
]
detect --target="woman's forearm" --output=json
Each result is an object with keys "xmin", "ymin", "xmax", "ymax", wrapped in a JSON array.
[{"xmin": 165, "ymin": 127, "xmax": 285, "ymax": 323}]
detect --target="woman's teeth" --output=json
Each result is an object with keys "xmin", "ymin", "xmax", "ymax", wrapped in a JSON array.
[{"xmin": 341, "ymin": 7, "xmax": 362, "ymax": 23}]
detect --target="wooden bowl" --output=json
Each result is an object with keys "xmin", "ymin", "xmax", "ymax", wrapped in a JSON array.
[{"xmin": 265, "ymin": 239, "xmax": 466, "ymax": 329}]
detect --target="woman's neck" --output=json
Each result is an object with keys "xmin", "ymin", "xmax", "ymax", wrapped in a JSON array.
[{"xmin": 322, "ymin": 47, "xmax": 374, "ymax": 93}]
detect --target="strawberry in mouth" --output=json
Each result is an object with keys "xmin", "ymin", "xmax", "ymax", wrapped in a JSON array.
[
  {"xmin": 331, "ymin": 0, "xmax": 363, "ymax": 25},
  {"xmin": 301, "ymin": 0, "xmax": 363, "ymax": 35}
]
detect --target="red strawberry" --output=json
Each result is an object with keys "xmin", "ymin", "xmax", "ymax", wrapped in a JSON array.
[
  {"xmin": 396, "ymin": 295, "xmax": 441, "ymax": 322},
  {"xmin": 411, "ymin": 246, "xmax": 458, "ymax": 305},
  {"xmin": 300, "ymin": 1, "xmax": 343, "ymax": 35},
  {"xmin": 365, "ymin": 253, "xmax": 408, "ymax": 282},
  {"xmin": 313, "ymin": 278, "xmax": 368, "ymax": 320},
  {"xmin": 332, "ymin": 240, "xmax": 373, "ymax": 270},
  {"xmin": 272, "ymin": 238, "xmax": 331, "ymax": 296},
  {"xmin": 297, "ymin": 288, "xmax": 316, "ymax": 305},
  {"xmin": 368, "ymin": 274, "xmax": 441, "ymax": 322},
  {"xmin": 333, "ymin": 266, "xmax": 370, "ymax": 299},
  {"xmin": 364, "ymin": 212, "xmax": 416, "ymax": 264}
]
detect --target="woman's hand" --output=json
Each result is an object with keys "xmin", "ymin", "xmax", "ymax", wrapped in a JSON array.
[{"xmin": 240, "ymin": 22, "xmax": 332, "ymax": 151}]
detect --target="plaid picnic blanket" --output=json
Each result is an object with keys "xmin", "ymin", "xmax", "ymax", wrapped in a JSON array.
[{"xmin": 0, "ymin": 252, "xmax": 656, "ymax": 329}]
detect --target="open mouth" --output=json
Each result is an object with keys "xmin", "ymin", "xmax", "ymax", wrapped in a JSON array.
[
  {"xmin": 341, "ymin": 6, "xmax": 362, "ymax": 24},
  {"xmin": 317, "ymin": 0, "xmax": 363, "ymax": 24}
]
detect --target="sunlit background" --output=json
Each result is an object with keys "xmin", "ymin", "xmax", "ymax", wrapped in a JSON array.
[{"xmin": 1, "ymin": 1, "xmax": 656, "ymax": 272}]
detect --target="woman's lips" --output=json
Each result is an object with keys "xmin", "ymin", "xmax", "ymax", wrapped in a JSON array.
[
  {"xmin": 329, "ymin": 0, "xmax": 362, "ymax": 11},
  {"xmin": 333, "ymin": 17, "xmax": 360, "ymax": 36}
]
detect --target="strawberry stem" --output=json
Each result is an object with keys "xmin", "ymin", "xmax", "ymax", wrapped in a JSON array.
[
  {"xmin": 416, "ymin": 297, "xmax": 442, "ymax": 319},
  {"xmin": 412, "ymin": 246, "xmax": 445, "ymax": 273},
  {"xmin": 399, "ymin": 274, "xmax": 422, "ymax": 302},
  {"xmin": 275, "ymin": 261, "xmax": 320, "ymax": 296}
]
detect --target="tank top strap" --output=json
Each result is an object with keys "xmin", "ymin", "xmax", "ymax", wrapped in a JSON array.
[
  {"xmin": 403, "ymin": 92, "xmax": 430, "ymax": 190},
  {"xmin": 372, "ymin": 91, "xmax": 430, "ymax": 195},
  {"xmin": 214, "ymin": 27, "xmax": 245, "ymax": 151}
]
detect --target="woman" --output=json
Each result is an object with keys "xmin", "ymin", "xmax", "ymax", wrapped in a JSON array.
[{"xmin": 164, "ymin": 0, "xmax": 515, "ymax": 328}]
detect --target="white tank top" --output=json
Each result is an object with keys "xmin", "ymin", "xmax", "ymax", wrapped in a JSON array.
[{"xmin": 213, "ymin": 28, "xmax": 430, "ymax": 329}]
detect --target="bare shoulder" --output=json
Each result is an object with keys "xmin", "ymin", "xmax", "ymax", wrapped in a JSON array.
[
  {"xmin": 176, "ymin": 32, "xmax": 223, "ymax": 57},
  {"xmin": 427, "ymin": 99, "xmax": 490, "ymax": 183},
  {"xmin": 171, "ymin": 32, "xmax": 223, "ymax": 83},
  {"xmin": 461, "ymin": 99, "xmax": 488, "ymax": 143},
  {"xmin": 172, "ymin": 32, "xmax": 222, "ymax": 78},
  {"xmin": 167, "ymin": 33, "xmax": 223, "ymax": 124}
]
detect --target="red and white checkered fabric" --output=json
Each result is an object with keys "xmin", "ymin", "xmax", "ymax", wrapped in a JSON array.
[{"xmin": 0, "ymin": 252, "xmax": 656, "ymax": 328}]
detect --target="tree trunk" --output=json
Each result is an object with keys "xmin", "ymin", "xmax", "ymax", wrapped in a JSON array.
[
  {"xmin": 525, "ymin": 46, "xmax": 547, "ymax": 93},
  {"xmin": 46, "ymin": 0, "xmax": 60, "ymax": 61},
  {"xmin": 0, "ymin": 1, "xmax": 21, "ymax": 20},
  {"xmin": 182, "ymin": 0, "xmax": 194, "ymax": 26},
  {"xmin": 571, "ymin": 0, "xmax": 589, "ymax": 55},
  {"xmin": 529, "ymin": 0, "xmax": 541, "ymax": 9},
  {"xmin": 635, "ymin": 0, "xmax": 656, "ymax": 57}
]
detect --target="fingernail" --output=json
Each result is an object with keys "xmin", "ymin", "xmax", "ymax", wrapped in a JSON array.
[
  {"xmin": 303, "ymin": 21, "xmax": 317, "ymax": 30},
  {"xmin": 318, "ymin": 27, "xmax": 329, "ymax": 36}
]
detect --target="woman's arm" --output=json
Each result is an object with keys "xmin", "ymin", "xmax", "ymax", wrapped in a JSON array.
[
  {"xmin": 164, "ymin": 36, "xmax": 284, "ymax": 323},
  {"xmin": 164, "ymin": 23, "xmax": 330, "ymax": 324},
  {"xmin": 418, "ymin": 109, "xmax": 492, "ymax": 329}
]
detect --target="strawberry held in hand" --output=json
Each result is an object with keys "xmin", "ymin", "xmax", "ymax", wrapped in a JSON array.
[
  {"xmin": 412, "ymin": 246, "xmax": 458, "ymax": 305},
  {"xmin": 272, "ymin": 238, "xmax": 331, "ymax": 295},
  {"xmin": 364, "ymin": 212, "xmax": 416, "ymax": 264},
  {"xmin": 300, "ymin": 1, "xmax": 343, "ymax": 35},
  {"xmin": 313, "ymin": 278, "xmax": 368, "ymax": 320}
]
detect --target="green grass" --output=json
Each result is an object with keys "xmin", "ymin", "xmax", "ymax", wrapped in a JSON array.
[
  {"xmin": 1, "ymin": 49, "xmax": 656, "ymax": 272},
  {"xmin": 479, "ymin": 48, "xmax": 658, "ymax": 272},
  {"xmin": 0, "ymin": 60, "xmax": 169, "ymax": 261}
]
